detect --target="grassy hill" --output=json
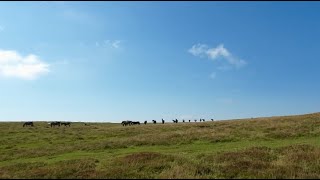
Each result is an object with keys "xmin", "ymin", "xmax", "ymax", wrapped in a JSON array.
[{"xmin": 1, "ymin": 113, "xmax": 320, "ymax": 178}]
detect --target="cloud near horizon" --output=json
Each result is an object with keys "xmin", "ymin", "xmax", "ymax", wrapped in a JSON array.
[
  {"xmin": 188, "ymin": 43, "xmax": 247, "ymax": 68},
  {"xmin": 0, "ymin": 50, "xmax": 50, "ymax": 80},
  {"xmin": 95, "ymin": 40, "xmax": 122, "ymax": 49}
]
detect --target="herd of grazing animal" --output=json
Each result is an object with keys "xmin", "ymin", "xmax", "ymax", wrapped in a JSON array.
[
  {"xmin": 22, "ymin": 118, "xmax": 216, "ymax": 127},
  {"xmin": 121, "ymin": 118, "xmax": 215, "ymax": 126},
  {"xmin": 22, "ymin": 121, "xmax": 72, "ymax": 127},
  {"xmin": 121, "ymin": 120, "xmax": 140, "ymax": 126}
]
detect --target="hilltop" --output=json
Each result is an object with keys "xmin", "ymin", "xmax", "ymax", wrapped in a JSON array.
[{"xmin": 1, "ymin": 112, "xmax": 320, "ymax": 178}]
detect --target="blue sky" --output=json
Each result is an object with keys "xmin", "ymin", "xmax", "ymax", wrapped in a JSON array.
[{"xmin": 0, "ymin": 2, "xmax": 320, "ymax": 122}]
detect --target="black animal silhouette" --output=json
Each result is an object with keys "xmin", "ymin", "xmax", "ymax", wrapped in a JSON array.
[
  {"xmin": 152, "ymin": 120, "xmax": 157, "ymax": 124},
  {"xmin": 211, "ymin": 119, "xmax": 214, "ymax": 121},
  {"xmin": 189, "ymin": 120, "xmax": 191, "ymax": 122},
  {"xmin": 131, "ymin": 121, "xmax": 140, "ymax": 125},
  {"xmin": 121, "ymin": 120, "xmax": 132, "ymax": 126},
  {"xmin": 144, "ymin": 121, "xmax": 147, "ymax": 125},
  {"xmin": 61, "ymin": 122, "xmax": 71, "ymax": 127},
  {"xmin": 50, "ymin": 121, "xmax": 61, "ymax": 127},
  {"xmin": 23, "ymin": 122, "xmax": 34, "ymax": 127},
  {"xmin": 162, "ymin": 118, "xmax": 165, "ymax": 124},
  {"xmin": 183, "ymin": 119, "xmax": 185, "ymax": 123}
]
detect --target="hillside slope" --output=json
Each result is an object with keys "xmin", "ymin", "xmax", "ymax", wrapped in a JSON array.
[{"xmin": 1, "ymin": 112, "xmax": 320, "ymax": 178}]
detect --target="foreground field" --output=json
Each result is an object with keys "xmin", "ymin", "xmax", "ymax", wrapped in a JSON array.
[{"xmin": 1, "ymin": 113, "xmax": 320, "ymax": 178}]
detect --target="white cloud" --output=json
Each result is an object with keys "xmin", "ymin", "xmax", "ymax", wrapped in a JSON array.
[
  {"xmin": 188, "ymin": 43, "xmax": 208, "ymax": 57},
  {"xmin": 209, "ymin": 72, "xmax": 216, "ymax": 79},
  {"xmin": 206, "ymin": 44, "xmax": 231, "ymax": 59},
  {"xmin": 111, "ymin": 40, "xmax": 121, "ymax": 49},
  {"xmin": 0, "ymin": 50, "xmax": 50, "ymax": 80},
  {"xmin": 103, "ymin": 40, "xmax": 122, "ymax": 49},
  {"xmin": 188, "ymin": 43, "xmax": 247, "ymax": 69}
]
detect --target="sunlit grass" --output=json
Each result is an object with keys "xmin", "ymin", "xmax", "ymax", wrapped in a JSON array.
[{"xmin": 1, "ymin": 112, "xmax": 320, "ymax": 178}]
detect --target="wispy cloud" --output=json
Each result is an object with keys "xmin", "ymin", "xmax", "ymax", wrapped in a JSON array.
[
  {"xmin": 188, "ymin": 43, "xmax": 208, "ymax": 57},
  {"xmin": 111, "ymin": 40, "xmax": 121, "ymax": 49},
  {"xmin": 93, "ymin": 40, "xmax": 122, "ymax": 49},
  {"xmin": 0, "ymin": 50, "xmax": 50, "ymax": 80},
  {"xmin": 188, "ymin": 43, "xmax": 247, "ymax": 69},
  {"xmin": 104, "ymin": 40, "xmax": 122, "ymax": 49}
]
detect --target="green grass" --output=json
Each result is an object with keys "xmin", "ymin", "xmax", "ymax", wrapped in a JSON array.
[{"xmin": 1, "ymin": 112, "xmax": 320, "ymax": 178}]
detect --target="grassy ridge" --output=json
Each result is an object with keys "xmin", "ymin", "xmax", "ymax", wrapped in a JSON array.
[{"xmin": 1, "ymin": 113, "xmax": 320, "ymax": 178}]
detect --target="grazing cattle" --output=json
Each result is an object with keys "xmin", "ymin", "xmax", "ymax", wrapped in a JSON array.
[
  {"xmin": 162, "ymin": 118, "xmax": 165, "ymax": 124},
  {"xmin": 152, "ymin": 120, "xmax": 157, "ymax": 124},
  {"xmin": 50, "ymin": 121, "xmax": 61, "ymax": 127},
  {"xmin": 202, "ymin": 119, "xmax": 205, "ymax": 122},
  {"xmin": 211, "ymin": 119, "xmax": 214, "ymax": 121},
  {"xmin": 121, "ymin": 120, "xmax": 132, "ymax": 126},
  {"xmin": 131, "ymin": 121, "xmax": 140, "ymax": 125},
  {"xmin": 194, "ymin": 120, "xmax": 197, "ymax": 122},
  {"xmin": 200, "ymin": 119, "xmax": 202, "ymax": 122},
  {"xmin": 52, "ymin": 121, "xmax": 61, "ymax": 127},
  {"xmin": 61, "ymin": 122, "xmax": 71, "ymax": 127},
  {"xmin": 189, "ymin": 120, "xmax": 191, "ymax": 122},
  {"xmin": 183, "ymin": 119, "xmax": 185, "ymax": 123},
  {"xmin": 23, "ymin": 121, "xmax": 34, "ymax": 127},
  {"xmin": 172, "ymin": 119, "xmax": 178, "ymax": 123},
  {"xmin": 144, "ymin": 121, "xmax": 147, "ymax": 125}
]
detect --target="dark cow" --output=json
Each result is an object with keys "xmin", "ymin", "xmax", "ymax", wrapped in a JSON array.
[
  {"xmin": 183, "ymin": 119, "xmax": 185, "ymax": 123},
  {"xmin": 172, "ymin": 119, "xmax": 178, "ymax": 123},
  {"xmin": 194, "ymin": 119, "xmax": 197, "ymax": 122},
  {"xmin": 23, "ymin": 121, "xmax": 34, "ymax": 127},
  {"xmin": 121, "ymin": 120, "xmax": 132, "ymax": 126},
  {"xmin": 51, "ymin": 121, "xmax": 61, "ymax": 127},
  {"xmin": 211, "ymin": 119, "xmax": 214, "ymax": 121},
  {"xmin": 189, "ymin": 120, "xmax": 191, "ymax": 122},
  {"xmin": 152, "ymin": 120, "xmax": 157, "ymax": 124},
  {"xmin": 61, "ymin": 122, "xmax": 71, "ymax": 127},
  {"xmin": 131, "ymin": 121, "xmax": 140, "ymax": 125},
  {"xmin": 144, "ymin": 121, "xmax": 147, "ymax": 125},
  {"xmin": 162, "ymin": 118, "xmax": 165, "ymax": 124}
]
